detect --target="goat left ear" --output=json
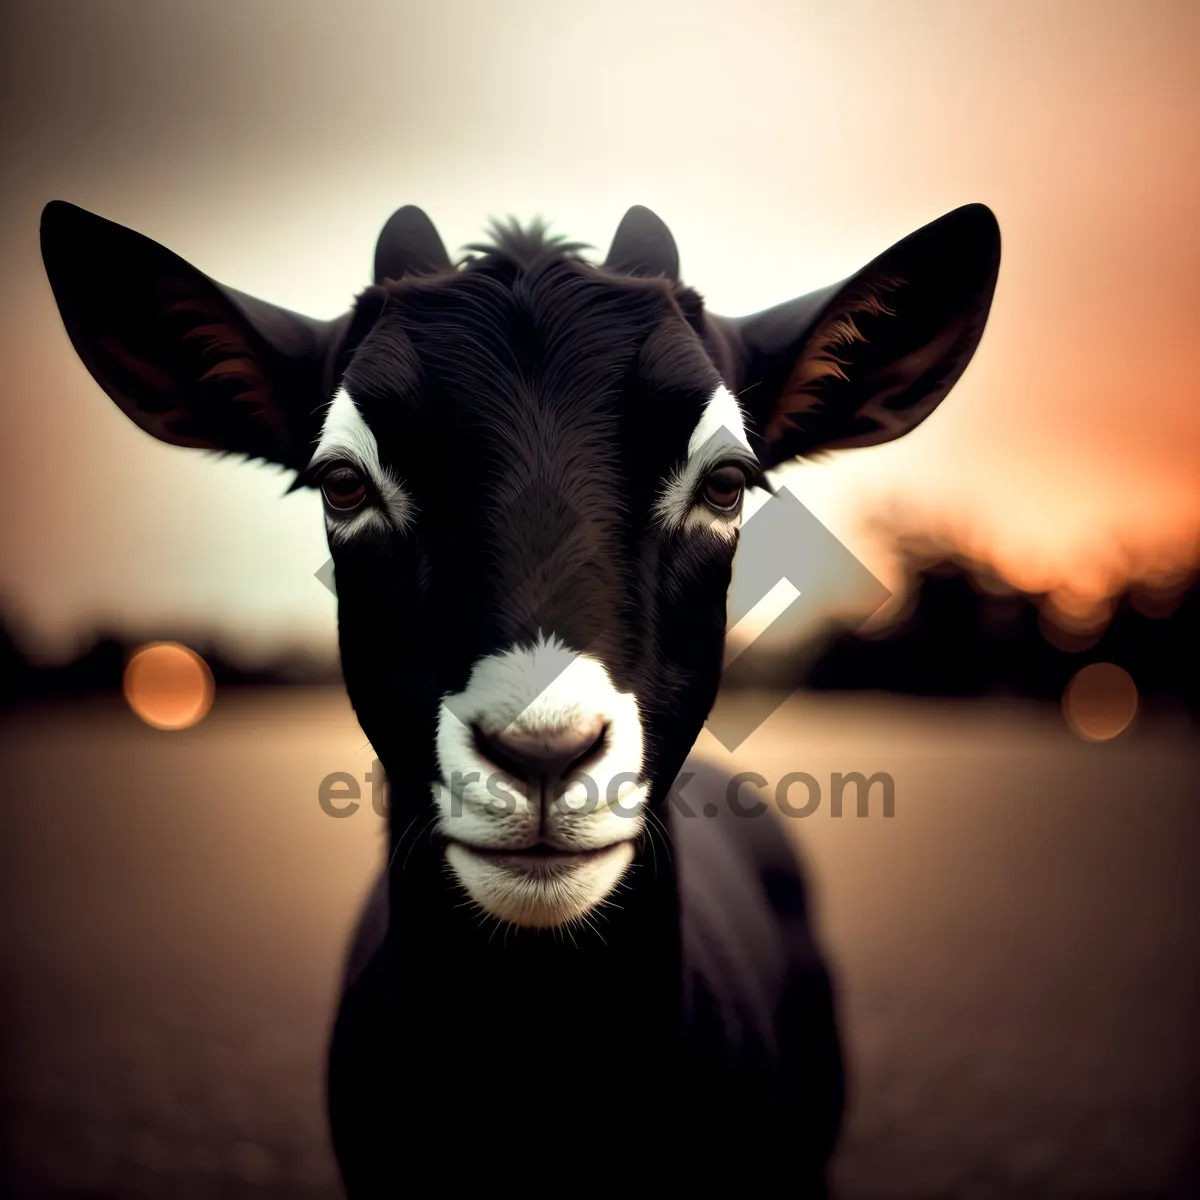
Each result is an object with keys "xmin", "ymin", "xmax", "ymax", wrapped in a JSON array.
[
  {"xmin": 605, "ymin": 205, "xmax": 680, "ymax": 282},
  {"xmin": 717, "ymin": 204, "xmax": 1000, "ymax": 469},
  {"xmin": 374, "ymin": 205, "xmax": 451, "ymax": 282},
  {"xmin": 40, "ymin": 201, "xmax": 348, "ymax": 471}
]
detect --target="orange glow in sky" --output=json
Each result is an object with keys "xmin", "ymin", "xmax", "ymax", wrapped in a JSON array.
[{"xmin": 1, "ymin": 1, "xmax": 1197, "ymax": 661}]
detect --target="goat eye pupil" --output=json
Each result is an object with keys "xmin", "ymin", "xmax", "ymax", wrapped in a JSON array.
[
  {"xmin": 322, "ymin": 469, "xmax": 367, "ymax": 512},
  {"xmin": 703, "ymin": 467, "xmax": 745, "ymax": 512}
]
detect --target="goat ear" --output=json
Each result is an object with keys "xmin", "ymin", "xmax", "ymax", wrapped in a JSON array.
[
  {"xmin": 374, "ymin": 205, "xmax": 451, "ymax": 282},
  {"xmin": 720, "ymin": 204, "xmax": 1000, "ymax": 469},
  {"xmin": 604, "ymin": 205, "xmax": 680, "ymax": 281},
  {"xmin": 40, "ymin": 201, "xmax": 343, "ymax": 471}
]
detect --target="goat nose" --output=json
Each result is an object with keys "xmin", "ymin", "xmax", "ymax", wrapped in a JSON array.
[{"xmin": 471, "ymin": 716, "xmax": 609, "ymax": 784}]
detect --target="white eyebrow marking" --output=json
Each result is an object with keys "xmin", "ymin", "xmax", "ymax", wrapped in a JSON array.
[
  {"xmin": 310, "ymin": 387, "xmax": 414, "ymax": 543},
  {"xmin": 652, "ymin": 385, "xmax": 759, "ymax": 543},
  {"xmin": 687, "ymin": 383, "xmax": 754, "ymax": 462}
]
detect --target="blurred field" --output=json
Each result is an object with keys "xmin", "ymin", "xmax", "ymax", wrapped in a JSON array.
[{"xmin": 0, "ymin": 688, "xmax": 1197, "ymax": 1198}]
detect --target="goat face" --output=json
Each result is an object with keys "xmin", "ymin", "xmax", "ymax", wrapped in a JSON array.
[
  {"xmin": 316, "ymin": 242, "xmax": 761, "ymax": 928},
  {"xmin": 41, "ymin": 202, "xmax": 1000, "ymax": 929}
]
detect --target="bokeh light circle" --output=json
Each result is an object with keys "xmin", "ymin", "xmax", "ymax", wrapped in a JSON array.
[
  {"xmin": 123, "ymin": 642, "xmax": 215, "ymax": 730},
  {"xmin": 1062, "ymin": 662, "xmax": 1138, "ymax": 742}
]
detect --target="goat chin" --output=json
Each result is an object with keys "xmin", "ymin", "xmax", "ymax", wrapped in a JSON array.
[{"xmin": 443, "ymin": 840, "xmax": 636, "ymax": 929}]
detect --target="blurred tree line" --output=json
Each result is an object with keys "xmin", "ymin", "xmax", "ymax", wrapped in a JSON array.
[{"xmin": 1, "ymin": 538, "xmax": 1196, "ymax": 718}]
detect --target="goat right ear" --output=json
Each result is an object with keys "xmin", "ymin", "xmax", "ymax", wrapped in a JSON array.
[
  {"xmin": 714, "ymin": 204, "xmax": 1000, "ymax": 469},
  {"xmin": 40, "ymin": 201, "xmax": 348, "ymax": 472}
]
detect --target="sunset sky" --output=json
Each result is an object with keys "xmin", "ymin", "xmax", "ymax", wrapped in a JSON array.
[{"xmin": 1, "ymin": 0, "xmax": 1196, "ymax": 663}]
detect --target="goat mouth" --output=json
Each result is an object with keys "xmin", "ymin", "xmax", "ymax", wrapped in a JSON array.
[{"xmin": 446, "ymin": 840, "xmax": 628, "ymax": 872}]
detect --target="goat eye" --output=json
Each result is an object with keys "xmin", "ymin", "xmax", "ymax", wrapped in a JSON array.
[
  {"xmin": 702, "ymin": 466, "xmax": 746, "ymax": 513},
  {"xmin": 321, "ymin": 467, "xmax": 367, "ymax": 513}
]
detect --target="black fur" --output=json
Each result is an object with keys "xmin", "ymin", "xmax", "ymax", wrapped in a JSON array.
[
  {"xmin": 39, "ymin": 200, "xmax": 1002, "ymax": 1195},
  {"xmin": 323, "ymin": 232, "xmax": 843, "ymax": 1190},
  {"xmin": 334, "ymin": 236, "xmax": 729, "ymax": 790}
]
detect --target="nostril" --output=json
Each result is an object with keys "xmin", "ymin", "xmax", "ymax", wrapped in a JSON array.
[{"xmin": 471, "ymin": 717, "xmax": 610, "ymax": 784}]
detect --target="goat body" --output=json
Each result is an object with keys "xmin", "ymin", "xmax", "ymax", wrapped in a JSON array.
[{"xmin": 329, "ymin": 759, "xmax": 843, "ymax": 1191}]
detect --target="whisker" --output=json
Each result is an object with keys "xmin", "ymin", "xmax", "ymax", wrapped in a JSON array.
[
  {"xmin": 400, "ymin": 816, "xmax": 440, "ymax": 872},
  {"xmin": 388, "ymin": 814, "xmax": 422, "ymax": 869},
  {"xmin": 645, "ymin": 808, "xmax": 674, "ymax": 864},
  {"xmin": 580, "ymin": 912, "xmax": 608, "ymax": 946}
]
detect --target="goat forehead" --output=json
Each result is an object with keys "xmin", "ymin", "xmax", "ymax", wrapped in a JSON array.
[{"xmin": 347, "ymin": 258, "xmax": 718, "ymax": 429}]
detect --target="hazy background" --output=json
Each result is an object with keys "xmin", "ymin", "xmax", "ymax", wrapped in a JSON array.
[
  {"xmin": 1, "ymin": 4, "xmax": 1198, "ymax": 1198},
  {"xmin": 1, "ymin": 0, "xmax": 1198, "ymax": 663}
]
